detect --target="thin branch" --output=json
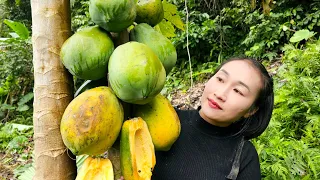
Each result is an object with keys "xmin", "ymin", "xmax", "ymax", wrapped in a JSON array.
[{"xmin": 185, "ymin": 0, "xmax": 193, "ymax": 89}]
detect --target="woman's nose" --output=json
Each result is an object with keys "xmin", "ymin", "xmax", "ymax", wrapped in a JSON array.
[{"xmin": 214, "ymin": 88, "xmax": 227, "ymax": 102}]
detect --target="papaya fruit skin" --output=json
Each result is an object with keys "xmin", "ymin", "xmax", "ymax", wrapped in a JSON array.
[
  {"xmin": 76, "ymin": 157, "xmax": 114, "ymax": 180},
  {"xmin": 136, "ymin": 0, "xmax": 164, "ymax": 26},
  {"xmin": 60, "ymin": 87, "xmax": 124, "ymax": 156},
  {"xmin": 108, "ymin": 42, "xmax": 166, "ymax": 105},
  {"xmin": 120, "ymin": 118, "xmax": 156, "ymax": 180},
  {"xmin": 60, "ymin": 26, "xmax": 114, "ymax": 80},
  {"xmin": 130, "ymin": 23, "xmax": 177, "ymax": 75},
  {"xmin": 89, "ymin": 0, "xmax": 136, "ymax": 32},
  {"xmin": 133, "ymin": 94, "xmax": 181, "ymax": 151}
]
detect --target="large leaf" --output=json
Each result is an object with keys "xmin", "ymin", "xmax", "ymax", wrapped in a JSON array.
[
  {"xmin": 18, "ymin": 92, "xmax": 34, "ymax": 106},
  {"xmin": 11, "ymin": 123, "xmax": 33, "ymax": 131},
  {"xmin": 16, "ymin": 105, "xmax": 29, "ymax": 112},
  {"xmin": 3, "ymin": 19, "xmax": 29, "ymax": 39},
  {"xmin": 290, "ymin": 30, "xmax": 316, "ymax": 43},
  {"xmin": 155, "ymin": 20, "xmax": 176, "ymax": 38},
  {"xmin": 162, "ymin": 0, "xmax": 185, "ymax": 31}
]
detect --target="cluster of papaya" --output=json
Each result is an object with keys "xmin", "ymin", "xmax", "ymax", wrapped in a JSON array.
[{"xmin": 59, "ymin": 0, "xmax": 181, "ymax": 179}]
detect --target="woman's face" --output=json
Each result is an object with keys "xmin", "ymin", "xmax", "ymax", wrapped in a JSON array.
[{"xmin": 200, "ymin": 60, "xmax": 263, "ymax": 127}]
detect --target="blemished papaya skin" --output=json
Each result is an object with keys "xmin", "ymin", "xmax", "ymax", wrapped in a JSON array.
[
  {"xmin": 76, "ymin": 157, "xmax": 114, "ymax": 180},
  {"xmin": 136, "ymin": 0, "xmax": 164, "ymax": 26},
  {"xmin": 120, "ymin": 117, "xmax": 156, "ymax": 180},
  {"xmin": 60, "ymin": 87, "xmax": 124, "ymax": 156},
  {"xmin": 130, "ymin": 23, "xmax": 177, "ymax": 75},
  {"xmin": 132, "ymin": 94, "xmax": 181, "ymax": 151}
]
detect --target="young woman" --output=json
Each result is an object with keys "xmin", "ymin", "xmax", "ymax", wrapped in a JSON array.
[{"xmin": 152, "ymin": 58, "xmax": 274, "ymax": 180}]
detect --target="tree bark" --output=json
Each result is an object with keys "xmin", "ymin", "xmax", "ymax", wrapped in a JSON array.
[{"xmin": 31, "ymin": 0, "xmax": 77, "ymax": 179}]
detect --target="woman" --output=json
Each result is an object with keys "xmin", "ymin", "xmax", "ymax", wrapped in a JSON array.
[{"xmin": 152, "ymin": 58, "xmax": 274, "ymax": 180}]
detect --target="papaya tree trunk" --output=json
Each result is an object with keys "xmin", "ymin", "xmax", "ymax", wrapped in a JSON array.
[{"xmin": 31, "ymin": 0, "xmax": 77, "ymax": 179}]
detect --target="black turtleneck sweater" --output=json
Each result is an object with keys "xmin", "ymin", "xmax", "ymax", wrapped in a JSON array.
[{"xmin": 152, "ymin": 110, "xmax": 261, "ymax": 180}]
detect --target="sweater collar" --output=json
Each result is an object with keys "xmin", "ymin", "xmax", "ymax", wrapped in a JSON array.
[{"xmin": 190, "ymin": 109, "xmax": 237, "ymax": 137}]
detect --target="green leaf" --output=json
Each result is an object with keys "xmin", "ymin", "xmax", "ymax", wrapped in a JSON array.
[
  {"xmin": 155, "ymin": 20, "xmax": 176, "ymax": 38},
  {"xmin": 11, "ymin": 123, "xmax": 33, "ymax": 131},
  {"xmin": 169, "ymin": 15, "xmax": 185, "ymax": 31},
  {"xmin": 162, "ymin": 1, "xmax": 185, "ymax": 31},
  {"xmin": 7, "ymin": 135, "xmax": 28, "ymax": 150},
  {"xmin": 3, "ymin": 19, "xmax": 29, "ymax": 39},
  {"xmin": 18, "ymin": 93, "xmax": 34, "ymax": 106},
  {"xmin": 1, "ymin": 104, "xmax": 16, "ymax": 110},
  {"xmin": 162, "ymin": 0, "xmax": 178, "ymax": 15},
  {"xmin": 290, "ymin": 30, "xmax": 316, "ymax": 43},
  {"xmin": 16, "ymin": 105, "xmax": 29, "ymax": 112},
  {"xmin": 17, "ymin": 164, "xmax": 35, "ymax": 180},
  {"xmin": 282, "ymin": 25, "xmax": 289, "ymax": 31}
]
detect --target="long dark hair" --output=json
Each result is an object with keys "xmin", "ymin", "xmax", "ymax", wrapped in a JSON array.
[{"xmin": 213, "ymin": 57, "xmax": 274, "ymax": 139}]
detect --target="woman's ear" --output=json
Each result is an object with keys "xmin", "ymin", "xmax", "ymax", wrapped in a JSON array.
[{"xmin": 244, "ymin": 107, "xmax": 259, "ymax": 118}]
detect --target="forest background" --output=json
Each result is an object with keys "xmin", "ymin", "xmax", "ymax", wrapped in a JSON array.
[{"xmin": 0, "ymin": 0, "xmax": 320, "ymax": 179}]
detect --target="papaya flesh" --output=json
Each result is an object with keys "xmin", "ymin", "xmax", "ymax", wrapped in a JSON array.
[
  {"xmin": 76, "ymin": 157, "xmax": 114, "ymax": 180},
  {"xmin": 108, "ymin": 41, "xmax": 166, "ymax": 105},
  {"xmin": 136, "ymin": 0, "xmax": 164, "ymax": 26},
  {"xmin": 60, "ymin": 87, "xmax": 124, "ymax": 156},
  {"xmin": 89, "ymin": 0, "xmax": 136, "ymax": 32},
  {"xmin": 120, "ymin": 117, "xmax": 156, "ymax": 180},
  {"xmin": 130, "ymin": 23, "xmax": 177, "ymax": 75},
  {"xmin": 60, "ymin": 26, "xmax": 114, "ymax": 80},
  {"xmin": 133, "ymin": 94, "xmax": 181, "ymax": 151}
]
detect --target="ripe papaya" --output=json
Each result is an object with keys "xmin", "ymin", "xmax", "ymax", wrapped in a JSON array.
[
  {"xmin": 108, "ymin": 42, "xmax": 166, "ymax": 105},
  {"xmin": 89, "ymin": 0, "xmax": 136, "ymax": 32},
  {"xmin": 133, "ymin": 94, "xmax": 181, "ymax": 151},
  {"xmin": 130, "ymin": 23, "xmax": 177, "ymax": 75},
  {"xmin": 76, "ymin": 157, "xmax": 114, "ymax": 180},
  {"xmin": 60, "ymin": 26, "xmax": 114, "ymax": 80},
  {"xmin": 120, "ymin": 117, "xmax": 156, "ymax": 180},
  {"xmin": 136, "ymin": 0, "xmax": 164, "ymax": 26},
  {"xmin": 60, "ymin": 87, "xmax": 124, "ymax": 156}
]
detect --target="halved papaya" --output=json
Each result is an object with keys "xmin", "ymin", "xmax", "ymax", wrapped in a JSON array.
[{"xmin": 120, "ymin": 117, "xmax": 156, "ymax": 180}]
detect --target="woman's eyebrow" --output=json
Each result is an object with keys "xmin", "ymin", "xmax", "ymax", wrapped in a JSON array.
[{"xmin": 220, "ymin": 69, "xmax": 251, "ymax": 92}]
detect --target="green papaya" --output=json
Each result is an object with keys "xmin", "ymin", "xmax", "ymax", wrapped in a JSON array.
[
  {"xmin": 130, "ymin": 23, "xmax": 177, "ymax": 75},
  {"xmin": 136, "ymin": 0, "xmax": 164, "ymax": 26},
  {"xmin": 60, "ymin": 26, "xmax": 114, "ymax": 80},
  {"xmin": 89, "ymin": 0, "xmax": 136, "ymax": 32},
  {"xmin": 108, "ymin": 42, "xmax": 166, "ymax": 105}
]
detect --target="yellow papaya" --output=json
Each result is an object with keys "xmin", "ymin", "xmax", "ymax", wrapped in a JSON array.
[
  {"xmin": 76, "ymin": 157, "xmax": 114, "ymax": 180},
  {"xmin": 133, "ymin": 94, "xmax": 181, "ymax": 151},
  {"xmin": 120, "ymin": 117, "xmax": 156, "ymax": 180},
  {"xmin": 60, "ymin": 87, "xmax": 124, "ymax": 156}
]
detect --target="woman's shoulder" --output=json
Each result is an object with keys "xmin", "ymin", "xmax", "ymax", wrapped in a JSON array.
[
  {"xmin": 242, "ymin": 140, "xmax": 259, "ymax": 158},
  {"xmin": 240, "ymin": 140, "xmax": 260, "ymax": 168}
]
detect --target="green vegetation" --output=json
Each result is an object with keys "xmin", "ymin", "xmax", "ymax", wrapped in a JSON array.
[{"xmin": 1, "ymin": 0, "xmax": 320, "ymax": 179}]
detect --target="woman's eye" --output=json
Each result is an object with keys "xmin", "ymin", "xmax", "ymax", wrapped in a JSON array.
[
  {"xmin": 216, "ymin": 77, "xmax": 223, "ymax": 82},
  {"xmin": 234, "ymin": 89, "xmax": 243, "ymax": 95}
]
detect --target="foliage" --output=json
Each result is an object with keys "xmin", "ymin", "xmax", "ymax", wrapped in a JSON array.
[
  {"xmin": 0, "ymin": 20, "xmax": 33, "ymax": 124},
  {"xmin": 70, "ymin": 0, "xmax": 94, "ymax": 33},
  {"xmin": 154, "ymin": 0, "xmax": 185, "ymax": 38},
  {"xmin": 252, "ymin": 38, "xmax": 320, "ymax": 179},
  {"xmin": 0, "ymin": 0, "xmax": 31, "ymax": 37},
  {"xmin": 170, "ymin": 0, "xmax": 320, "ymax": 65},
  {"xmin": 0, "ymin": 123, "xmax": 32, "ymax": 151}
]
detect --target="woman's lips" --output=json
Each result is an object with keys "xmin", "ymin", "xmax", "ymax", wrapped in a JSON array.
[{"xmin": 208, "ymin": 98, "xmax": 222, "ymax": 110}]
